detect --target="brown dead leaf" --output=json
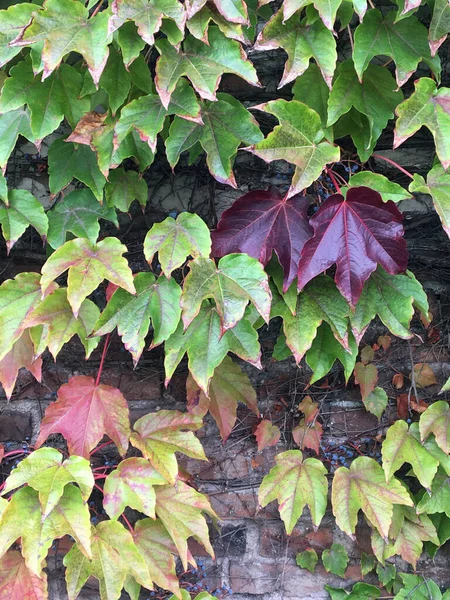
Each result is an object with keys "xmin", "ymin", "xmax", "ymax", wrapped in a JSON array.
[
  {"xmin": 66, "ymin": 111, "xmax": 108, "ymax": 149},
  {"xmin": 377, "ymin": 335, "xmax": 391, "ymax": 351},
  {"xmin": 396, "ymin": 394, "xmax": 410, "ymax": 420},
  {"xmin": 413, "ymin": 363, "xmax": 437, "ymax": 388},
  {"xmin": 298, "ymin": 396, "xmax": 319, "ymax": 423},
  {"xmin": 410, "ymin": 398, "xmax": 428, "ymax": 413},
  {"xmin": 360, "ymin": 345, "xmax": 375, "ymax": 364},
  {"xmin": 392, "ymin": 373, "xmax": 404, "ymax": 389}
]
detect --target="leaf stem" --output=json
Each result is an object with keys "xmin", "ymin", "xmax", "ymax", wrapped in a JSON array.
[
  {"xmin": 372, "ymin": 154, "xmax": 414, "ymax": 180},
  {"xmin": 94, "ymin": 482, "xmax": 104, "ymax": 494},
  {"xmin": 326, "ymin": 168, "xmax": 341, "ymax": 194},
  {"xmin": 2, "ymin": 449, "xmax": 27, "ymax": 460},
  {"xmin": 94, "ymin": 473, "xmax": 108, "ymax": 480},
  {"xmin": 347, "ymin": 25, "xmax": 354, "ymax": 53},
  {"xmin": 90, "ymin": 440, "xmax": 114, "ymax": 456},
  {"xmin": 95, "ymin": 333, "xmax": 111, "ymax": 387},
  {"xmin": 121, "ymin": 513, "xmax": 134, "ymax": 533},
  {"xmin": 91, "ymin": 0, "xmax": 104, "ymax": 17}
]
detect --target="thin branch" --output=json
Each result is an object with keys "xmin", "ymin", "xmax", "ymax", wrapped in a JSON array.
[
  {"xmin": 95, "ymin": 333, "xmax": 111, "ymax": 387},
  {"xmin": 372, "ymin": 154, "xmax": 414, "ymax": 180}
]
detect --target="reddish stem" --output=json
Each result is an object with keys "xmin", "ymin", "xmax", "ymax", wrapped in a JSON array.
[
  {"xmin": 93, "ymin": 483, "xmax": 104, "ymax": 495},
  {"xmin": 326, "ymin": 168, "xmax": 341, "ymax": 194},
  {"xmin": 90, "ymin": 440, "xmax": 114, "ymax": 457},
  {"xmin": 372, "ymin": 154, "xmax": 414, "ymax": 180},
  {"xmin": 94, "ymin": 474, "xmax": 108, "ymax": 480},
  {"xmin": 2, "ymin": 450, "xmax": 27, "ymax": 460},
  {"xmin": 95, "ymin": 333, "xmax": 110, "ymax": 387},
  {"xmin": 121, "ymin": 513, "xmax": 134, "ymax": 533}
]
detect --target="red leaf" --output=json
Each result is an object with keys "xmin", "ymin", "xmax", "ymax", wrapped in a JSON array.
[
  {"xmin": 397, "ymin": 393, "xmax": 410, "ymax": 420},
  {"xmin": 255, "ymin": 420, "xmax": 281, "ymax": 451},
  {"xmin": 298, "ymin": 396, "xmax": 319, "ymax": 424},
  {"xmin": 297, "ymin": 187, "xmax": 408, "ymax": 306},
  {"xmin": 0, "ymin": 550, "xmax": 47, "ymax": 600},
  {"xmin": 35, "ymin": 375, "xmax": 131, "ymax": 458},
  {"xmin": 292, "ymin": 419, "xmax": 323, "ymax": 454},
  {"xmin": 211, "ymin": 186, "xmax": 313, "ymax": 290}
]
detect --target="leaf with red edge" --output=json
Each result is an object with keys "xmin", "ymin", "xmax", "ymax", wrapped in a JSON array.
[
  {"xmin": 255, "ymin": 420, "xmax": 281, "ymax": 452},
  {"xmin": 354, "ymin": 362, "xmax": 378, "ymax": 402},
  {"xmin": 292, "ymin": 419, "xmax": 323, "ymax": 454},
  {"xmin": 35, "ymin": 375, "xmax": 131, "ymax": 459},
  {"xmin": 211, "ymin": 186, "xmax": 312, "ymax": 291},
  {"xmin": 298, "ymin": 396, "xmax": 319, "ymax": 424},
  {"xmin": 297, "ymin": 187, "xmax": 408, "ymax": 306},
  {"xmin": 0, "ymin": 550, "xmax": 48, "ymax": 600},
  {"xmin": 0, "ymin": 329, "xmax": 42, "ymax": 400},
  {"xmin": 186, "ymin": 355, "xmax": 258, "ymax": 441}
]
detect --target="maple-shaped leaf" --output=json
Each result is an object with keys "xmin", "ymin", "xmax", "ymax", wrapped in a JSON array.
[
  {"xmin": 254, "ymin": 10, "xmax": 336, "ymax": 88},
  {"xmin": 429, "ymin": 0, "xmax": 450, "ymax": 55},
  {"xmin": 417, "ymin": 467, "xmax": 450, "ymax": 520},
  {"xmin": 130, "ymin": 409, "xmax": 207, "ymax": 483},
  {"xmin": 298, "ymin": 396, "xmax": 319, "ymax": 423},
  {"xmin": 419, "ymin": 401, "xmax": 450, "ymax": 454},
  {"xmin": 94, "ymin": 272, "xmax": 181, "ymax": 366},
  {"xmin": 255, "ymin": 420, "xmax": 281, "ymax": 452},
  {"xmin": 11, "ymin": 0, "xmax": 111, "ymax": 84},
  {"xmin": 0, "ymin": 550, "xmax": 47, "ymax": 600},
  {"xmin": 181, "ymin": 254, "xmax": 271, "ymax": 332},
  {"xmin": 0, "ymin": 272, "xmax": 57, "ymax": 362},
  {"xmin": 132, "ymin": 519, "xmax": 183, "ymax": 597},
  {"xmin": 36, "ymin": 375, "xmax": 131, "ymax": 459},
  {"xmin": 164, "ymin": 304, "xmax": 261, "ymax": 393},
  {"xmin": 166, "ymin": 93, "xmax": 263, "ymax": 187},
  {"xmin": 354, "ymin": 362, "xmax": 378, "ymax": 402},
  {"xmin": 244, "ymin": 99, "xmax": 340, "ymax": 198},
  {"xmin": 292, "ymin": 63, "xmax": 329, "ymax": 128},
  {"xmin": 327, "ymin": 59, "xmax": 402, "ymax": 150},
  {"xmin": 155, "ymin": 481, "xmax": 217, "ymax": 569},
  {"xmin": 259, "ymin": 449, "xmax": 328, "ymax": 534},
  {"xmin": 186, "ymin": 4, "xmax": 246, "ymax": 42},
  {"xmin": 211, "ymin": 186, "xmax": 312, "ymax": 291},
  {"xmin": 155, "ymin": 28, "xmax": 259, "ymax": 108},
  {"xmin": 24, "ymin": 288, "xmax": 100, "ymax": 359},
  {"xmin": 292, "ymin": 419, "xmax": 323, "ymax": 454},
  {"xmin": 0, "ymin": 3, "xmax": 42, "ymax": 68},
  {"xmin": 348, "ymin": 172, "xmax": 412, "ymax": 204},
  {"xmin": 40, "ymin": 237, "xmax": 135, "ymax": 318},
  {"xmin": 394, "ymin": 78, "xmax": 450, "ymax": 171},
  {"xmin": 48, "ymin": 137, "xmax": 106, "ymax": 202},
  {"xmin": 185, "ymin": 0, "xmax": 248, "ymax": 23},
  {"xmin": 110, "ymin": 0, "xmax": 186, "ymax": 46},
  {"xmin": 0, "ymin": 189, "xmax": 47, "ymax": 253},
  {"xmin": 144, "ymin": 212, "xmax": 211, "ymax": 278},
  {"xmin": 353, "ymin": 9, "xmax": 439, "ymax": 88},
  {"xmin": 0, "ymin": 108, "xmax": 34, "ymax": 172},
  {"xmin": 409, "ymin": 164, "xmax": 450, "ymax": 238},
  {"xmin": 186, "ymin": 355, "xmax": 258, "ymax": 441},
  {"xmin": 112, "ymin": 129, "xmax": 155, "ymax": 171},
  {"xmin": 305, "ymin": 323, "xmax": 358, "ymax": 384},
  {"xmin": 351, "ymin": 267, "xmax": 428, "ymax": 344},
  {"xmin": 105, "ymin": 168, "xmax": 148, "ymax": 212},
  {"xmin": 0, "ymin": 485, "xmax": 91, "ymax": 577},
  {"xmin": 271, "ymin": 275, "xmax": 350, "ymax": 364},
  {"xmin": 2, "ymin": 447, "xmax": 93, "ymax": 518},
  {"xmin": 331, "ymin": 456, "xmax": 413, "ymax": 540},
  {"xmin": 297, "ymin": 187, "xmax": 408, "ymax": 306},
  {"xmin": 96, "ymin": 46, "xmax": 131, "ymax": 115},
  {"xmin": 47, "ymin": 189, "xmax": 118, "ymax": 249},
  {"xmin": 64, "ymin": 520, "xmax": 150, "ymax": 600},
  {"xmin": 103, "ymin": 458, "xmax": 167, "ymax": 520},
  {"xmin": 0, "ymin": 329, "xmax": 42, "ymax": 400},
  {"xmin": 115, "ymin": 80, "xmax": 200, "ymax": 153},
  {"xmin": 382, "ymin": 419, "xmax": 439, "ymax": 490}
]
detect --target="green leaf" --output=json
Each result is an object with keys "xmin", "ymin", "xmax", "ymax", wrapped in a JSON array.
[
  {"xmin": 292, "ymin": 63, "xmax": 329, "ymax": 128},
  {"xmin": 353, "ymin": 9, "xmax": 439, "ymax": 88},
  {"xmin": 111, "ymin": 0, "xmax": 186, "ymax": 46},
  {"xmin": 115, "ymin": 21, "xmax": 145, "ymax": 68},
  {"xmin": 40, "ymin": 237, "xmax": 136, "ymax": 318},
  {"xmin": 382, "ymin": 419, "xmax": 439, "ymax": 489},
  {"xmin": 24, "ymin": 287, "xmax": 100, "ymax": 359},
  {"xmin": 254, "ymin": 10, "xmax": 336, "ymax": 88},
  {"xmin": 186, "ymin": 0, "xmax": 249, "ymax": 24},
  {"xmin": 333, "ymin": 108, "xmax": 374, "ymax": 163},
  {"xmin": 116, "ymin": 79, "xmax": 201, "ymax": 153},
  {"xmin": 186, "ymin": 355, "xmax": 258, "ymax": 441},
  {"xmin": 245, "ymin": 99, "xmax": 340, "ymax": 197},
  {"xmin": 409, "ymin": 164, "xmax": 450, "ymax": 238},
  {"xmin": 181, "ymin": 254, "xmax": 271, "ymax": 331},
  {"xmin": 48, "ymin": 137, "xmax": 106, "ymax": 202},
  {"xmin": 429, "ymin": 0, "xmax": 450, "ymax": 55},
  {"xmin": 0, "ymin": 189, "xmax": 47, "ymax": 252},
  {"xmin": 155, "ymin": 481, "xmax": 217, "ymax": 569},
  {"xmin": 325, "ymin": 583, "xmax": 381, "ymax": 600},
  {"xmin": 166, "ymin": 93, "xmax": 263, "ymax": 186},
  {"xmin": 332, "ymin": 456, "xmax": 413, "ymax": 539},
  {"xmin": 417, "ymin": 467, "xmax": 450, "ymax": 519},
  {"xmin": 354, "ymin": 362, "xmax": 378, "ymax": 402},
  {"xmin": 112, "ymin": 129, "xmax": 155, "ymax": 171},
  {"xmin": 103, "ymin": 457, "xmax": 167, "ymax": 520},
  {"xmin": 327, "ymin": 59, "xmax": 402, "ymax": 150},
  {"xmin": 0, "ymin": 108, "xmax": 34, "ymax": 172},
  {"xmin": 360, "ymin": 552, "xmax": 376, "ymax": 576},
  {"xmin": 258, "ymin": 449, "xmax": 328, "ymax": 534},
  {"xmin": 130, "ymin": 410, "xmax": 207, "ymax": 483},
  {"xmin": 0, "ymin": 3, "xmax": 42, "ymax": 68},
  {"xmin": 164, "ymin": 304, "xmax": 261, "ymax": 393},
  {"xmin": 95, "ymin": 272, "xmax": 181, "ymax": 365},
  {"xmin": 351, "ymin": 267, "xmax": 429, "ymax": 344},
  {"xmin": 306, "ymin": 322, "xmax": 357, "ymax": 384},
  {"xmin": 0, "ymin": 485, "xmax": 91, "ymax": 577},
  {"xmin": 279, "ymin": 0, "xmax": 366, "ymax": 31},
  {"xmin": 322, "ymin": 543, "xmax": 349, "ymax": 577},
  {"xmin": 144, "ymin": 212, "xmax": 211, "ymax": 277},
  {"xmin": 64, "ymin": 520, "xmax": 150, "ymax": 600},
  {"xmin": 2, "ymin": 447, "xmax": 93, "ymax": 518},
  {"xmin": 186, "ymin": 5, "xmax": 246, "ymax": 42},
  {"xmin": 296, "ymin": 549, "xmax": 318, "ymax": 573},
  {"xmin": 12, "ymin": 0, "xmax": 111, "ymax": 84},
  {"xmin": 47, "ymin": 188, "xmax": 118, "ymax": 249},
  {"xmin": 348, "ymin": 172, "xmax": 411, "ymax": 203},
  {"xmin": 155, "ymin": 28, "xmax": 259, "ymax": 108},
  {"xmin": 98, "ymin": 46, "xmax": 131, "ymax": 114},
  {"xmin": 105, "ymin": 168, "xmax": 147, "ymax": 212},
  {"xmin": 363, "ymin": 387, "xmax": 388, "ymax": 420},
  {"xmin": 394, "ymin": 574, "xmax": 443, "ymax": 600},
  {"xmin": 395, "ymin": 78, "xmax": 450, "ymax": 170},
  {"xmin": 419, "ymin": 401, "xmax": 450, "ymax": 453}
]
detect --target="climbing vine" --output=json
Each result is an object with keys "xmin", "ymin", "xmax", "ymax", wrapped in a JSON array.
[{"xmin": 0, "ymin": 0, "xmax": 449, "ymax": 597}]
